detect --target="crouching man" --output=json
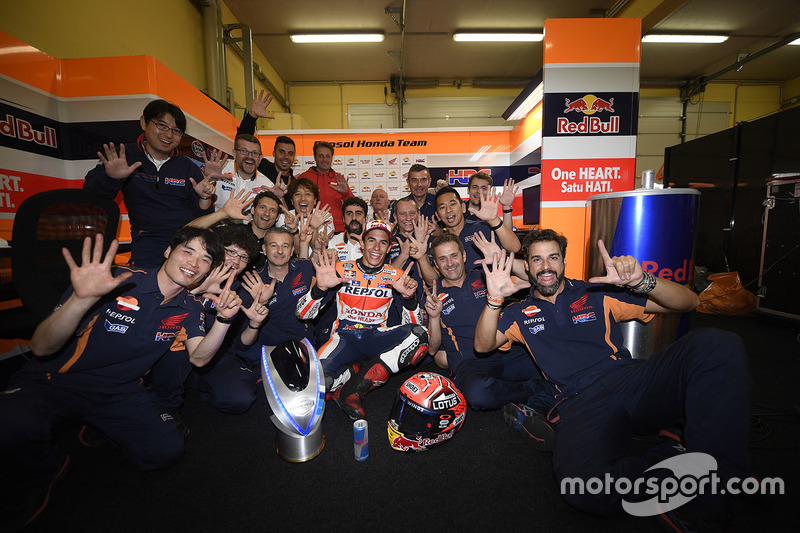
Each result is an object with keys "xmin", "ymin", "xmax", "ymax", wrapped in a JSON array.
[{"xmin": 0, "ymin": 227, "xmax": 244, "ymax": 529}]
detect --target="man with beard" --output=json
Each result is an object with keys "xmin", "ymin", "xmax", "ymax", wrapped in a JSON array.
[
  {"xmin": 236, "ymin": 90, "xmax": 296, "ymax": 194},
  {"xmin": 213, "ymin": 134, "xmax": 279, "ymax": 213},
  {"xmin": 296, "ymin": 220, "xmax": 428, "ymax": 420},
  {"xmin": 296, "ymin": 141, "xmax": 353, "ymax": 232},
  {"xmin": 328, "ymin": 197, "xmax": 368, "ymax": 261},
  {"xmin": 474, "ymin": 229, "xmax": 751, "ymax": 530},
  {"xmin": 425, "ymin": 233, "xmax": 557, "ymax": 419}
]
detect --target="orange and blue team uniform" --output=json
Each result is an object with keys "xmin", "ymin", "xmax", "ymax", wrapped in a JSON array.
[
  {"xmin": 0, "ymin": 267, "xmax": 207, "ymax": 492},
  {"xmin": 497, "ymin": 278, "xmax": 752, "ymax": 516},
  {"xmin": 296, "ymin": 259, "xmax": 428, "ymax": 390},
  {"xmin": 437, "ymin": 269, "xmax": 557, "ymax": 410}
]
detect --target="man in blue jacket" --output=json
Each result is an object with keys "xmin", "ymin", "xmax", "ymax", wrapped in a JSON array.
[{"xmin": 84, "ymin": 99, "xmax": 226, "ymax": 268}]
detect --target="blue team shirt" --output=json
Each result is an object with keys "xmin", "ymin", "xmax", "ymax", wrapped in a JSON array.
[
  {"xmin": 236, "ymin": 259, "xmax": 315, "ymax": 364},
  {"xmin": 15, "ymin": 267, "xmax": 207, "ymax": 393},
  {"xmin": 497, "ymin": 279, "xmax": 651, "ymax": 398}
]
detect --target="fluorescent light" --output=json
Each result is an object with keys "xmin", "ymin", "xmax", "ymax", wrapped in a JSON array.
[
  {"xmin": 453, "ymin": 33, "xmax": 543, "ymax": 42},
  {"xmin": 290, "ymin": 33, "xmax": 384, "ymax": 43},
  {"xmin": 789, "ymin": 38, "xmax": 800, "ymax": 45},
  {"xmin": 507, "ymin": 83, "xmax": 543, "ymax": 121},
  {"xmin": 642, "ymin": 34, "xmax": 729, "ymax": 44}
]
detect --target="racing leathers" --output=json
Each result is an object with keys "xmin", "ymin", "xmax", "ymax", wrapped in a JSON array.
[{"xmin": 296, "ymin": 259, "xmax": 428, "ymax": 419}]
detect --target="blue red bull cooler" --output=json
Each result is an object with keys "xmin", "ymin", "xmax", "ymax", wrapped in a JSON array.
[{"xmin": 586, "ymin": 187, "xmax": 700, "ymax": 359}]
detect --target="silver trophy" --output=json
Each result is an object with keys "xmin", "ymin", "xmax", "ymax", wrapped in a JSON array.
[{"xmin": 260, "ymin": 338, "xmax": 326, "ymax": 462}]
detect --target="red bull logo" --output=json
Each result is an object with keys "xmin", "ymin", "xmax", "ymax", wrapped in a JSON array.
[
  {"xmin": 642, "ymin": 259, "xmax": 695, "ymax": 283},
  {"xmin": 564, "ymin": 95, "xmax": 615, "ymax": 114},
  {"xmin": 559, "ymin": 94, "xmax": 619, "ymax": 135}
]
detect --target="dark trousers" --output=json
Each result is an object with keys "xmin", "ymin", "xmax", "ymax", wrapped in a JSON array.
[
  {"xmin": 450, "ymin": 347, "xmax": 558, "ymax": 410},
  {"xmin": 148, "ymin": 349, "xmax": 259, "ymax": 414},
  {"xmin": 0, "ymin": 376, "xmax": 184, "ymax": 489},
  {"xmin": 552, "ymin": 328, "xmax": 752, "ymax": 516}
]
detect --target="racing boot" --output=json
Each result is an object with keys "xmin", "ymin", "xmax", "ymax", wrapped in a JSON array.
[{"xmin": 333, "ymin": 358, "xmax": 392, "ymax": 420}]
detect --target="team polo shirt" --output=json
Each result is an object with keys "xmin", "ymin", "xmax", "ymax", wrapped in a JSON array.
[
  {"xmin": 497, "ymin": 279, "xmax": 651, "ymax": 398},
  {"xmin": 437, "ymin": 270, "xmax": 489, "ymax": 368},
  {"xmin": 236, "ymin": 259, "xmax": 315, "ymax": 363},
  {"xmin": 17, "ymin": 268, "xmax": 206, "ymax": 393},
  {"xmin": 392, "ymin": 193, "xmax": 437, "ymax": 222},
  {"xmin": 447, "ymin": 219, "xmax": 493, "ymax": 271}
]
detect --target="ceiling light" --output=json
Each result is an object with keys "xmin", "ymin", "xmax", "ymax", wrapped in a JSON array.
[
  {"xmin": 453, "ymin": 33, "xmax": 543, "ymax": 43},
  {"xmin": 642, "ymin": 35, "xmax": 729, "ymax": 44},
  {"xmin": 789, "ymin": 38, "xmax": 800, "ymax": 45},
  {"xmin": 290, "ymin": 33, "xmax": 385, "ymax": 43}
]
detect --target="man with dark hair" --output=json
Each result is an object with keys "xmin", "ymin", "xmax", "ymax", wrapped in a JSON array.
[
  {"xmin": 0, "ymin": 227, "xmax": 254, "ymax": 528},
  {"xmin": 401, "ymin": 163, "xmax": 437, "ymax": 221},
  {"xmin": 84, "ymin": 99, "xmax": 226, "ymax": 269},
  {"xmin": 147, "ymin": 223, "xmax": 263, "ymax": 413},
  {"xmin": 214, "ymin": 134, "xmax": 278, "ymax": 213},
  {"xmin": 464, "ymin": 173, "xmax": 517, "ymax": 230},
  {"xmin": 297, "ymin": 220, "xmax": 428, "ymax": 420},
  {"xmin": 414, "ymin": 186, "xmax": 520, "ymax": 285},
  {"xmin": 328, "ymin": 196, "xmax": 368, "ymax": 261},
  {"xmin": 236, "ymin": 90, "xmax": 296, "ymax": 191},
  {"xmin": 425, "ymin": 233, "xmax": 557, "ymax": 414},
  {"xmin": 474, "ymin": 229, "xmax": 752, "ymax": 529},
  {"xmin": 296, "ymin": 140, "xmax": 353, "ymax": 232}
]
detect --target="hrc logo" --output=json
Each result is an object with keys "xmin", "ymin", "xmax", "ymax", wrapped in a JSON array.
[{"xmin": 572, "ymin": 312, "xmax": 597, "ymax": 324}]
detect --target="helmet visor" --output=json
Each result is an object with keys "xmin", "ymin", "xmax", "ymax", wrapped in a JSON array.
[{"xmin": 389, "ymin": 392, "xmax": 437, "ymax": 437}]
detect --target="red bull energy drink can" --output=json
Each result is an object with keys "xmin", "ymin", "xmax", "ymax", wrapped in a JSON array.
[{"xmin": 353, "ymin": 419, "xmax": 368, "ymax": 461}]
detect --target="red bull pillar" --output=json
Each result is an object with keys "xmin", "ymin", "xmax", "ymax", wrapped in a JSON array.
[
  {"xmin": 586, "ymin": 188, "xmax": 701, "ymax": 358},
  {"xmin": 540, "ymin": 18, "xmax": 641, "ymax": 278}
]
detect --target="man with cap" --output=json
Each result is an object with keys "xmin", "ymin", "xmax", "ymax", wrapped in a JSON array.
[{"xmin": 296, "ymin": 220, "xmax": 429, "ymax": 419}]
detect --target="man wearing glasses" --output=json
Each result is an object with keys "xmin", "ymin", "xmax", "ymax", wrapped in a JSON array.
[
  {"xmin": 213, "ymin": 134, "xmax": 278, "ymax": 214},
  {"xmin": 84, "ymin": 99, "xmax": 225, "ymax": 269}
]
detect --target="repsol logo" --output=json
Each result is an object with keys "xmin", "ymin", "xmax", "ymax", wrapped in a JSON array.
[
  {"xmin": 342, "ymin": 286, "xmax": 392, "ymax": 298},
  {"xmin": 105, "ymin": 309, "xmax": 136, "ymax": 323}
]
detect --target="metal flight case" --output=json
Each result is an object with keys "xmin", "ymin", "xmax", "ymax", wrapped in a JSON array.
[{"xmin": 756, "ymin": 177, "xmax": 800, "ymax": 322}]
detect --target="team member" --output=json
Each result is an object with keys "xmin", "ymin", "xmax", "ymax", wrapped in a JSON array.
[
  {"xmin": 474, "ymin": 229, "xmax": 751, "ymax": 528},
  {"xmin": 464, "ymin": 173, "xmax": 517, "ymax": 231},
  {"xmin": 368, "ymin": 188, "xmax": 392, "ymax": 222},
  {"xmin": 84, "ymin": 99, "xmax": 223, "ymax": 268},
  {"xmin": 435, "ymin": 186, "xmax": 520, "ymax": 269},
  {"xmin": 0, "ymin": 227, "xmax": 248, "ymax": 528},
  {"xmin": 426, "ymin": 233, "xmax": 557, "ymax": 412},
  {"xmin": 296, "ymin": 141, "xmax": 353, "ymax": 232},
  {"xmin": 399, "ymin": 163, "xmax": 437, "ymax": 220},
  {"xmin": 282, "ymin": 178, "xmax": 334, "ymax": 255},
  {"xmin": 328, "ymin": 197, "xmax": 368, "ymax": 261},
  {"xmin": 147, "ymin": 224, "xmax": 263, "ymax": 414},
  {"xmin": 237, "ymin": 90, "xmax": 296, "ymax": 192},
  {"xmin": 296, "ymin": 220, "xmax": 428, "ymax": 420},
  {"xmin": 227, "ymin": 227, "xmax": 317, "ymax": 409},
  {"xmin": 214, "ymin": 134, "xmax": 277, "ymax": 212}
]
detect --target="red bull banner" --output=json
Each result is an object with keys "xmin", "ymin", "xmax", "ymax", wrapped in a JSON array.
[{"xmin": 540, "ymin": 18, "xmax": 641, "ymax": 278}]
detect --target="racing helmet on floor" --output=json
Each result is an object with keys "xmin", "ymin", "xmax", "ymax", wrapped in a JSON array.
[{"xmin": 387, "ymin": 372, "xmax": 467, "ymax": 452}]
